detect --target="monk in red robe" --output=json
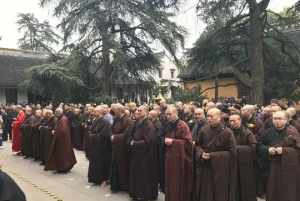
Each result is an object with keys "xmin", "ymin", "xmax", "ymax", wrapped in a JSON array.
[
  {"xmin": 11, "ymin": 105, "xmax": 25, "ymax": 154},
  {"xmin": 164, "ymin": 105, "xmax": 193, "ymax": 201}
]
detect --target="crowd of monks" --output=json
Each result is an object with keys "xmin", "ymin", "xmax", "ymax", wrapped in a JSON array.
[{"xmin": 2, "ymin": 98, "xmax": 300, "ymax": 201}]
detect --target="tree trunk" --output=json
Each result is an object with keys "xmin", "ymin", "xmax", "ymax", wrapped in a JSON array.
[
  {"xmin": 248, "ymin": 5, "xmax": 265, "ymax": 105},
  {"xmin": 101, "ymin": 29, "xmax": 112, "ymax": 96},
  {"xmin": 215, "ymin": 75, "xmax": 219, "ymax": 101}
]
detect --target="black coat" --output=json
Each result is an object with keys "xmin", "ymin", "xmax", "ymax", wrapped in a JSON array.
[{"xmin": 0, "ymin": 170, "xmax": 26, "ymax": 201}]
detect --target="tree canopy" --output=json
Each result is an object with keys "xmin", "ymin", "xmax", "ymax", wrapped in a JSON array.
[
  {"xmin": 39, "ymin": 0, "xmax": 185, "ymax": 93},
  {"xmin": 186, "ymin": 0, "xmax": 300, "ymax": 103},
  {"xmin": 17, "ymin": 13, "xmax": 61, "ymax": 53},
  {"xmin": 19, "ymin": 0, "xmax": 186, "ymax": 102}
]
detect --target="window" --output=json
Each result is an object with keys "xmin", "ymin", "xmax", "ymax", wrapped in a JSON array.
[
  {"xmin": 5, "ymin": 88, "xmax": 18, "ymax": 104},
  {"xmin": 158, "ymin": 69, "xmax": 162, "ymax": 78},
  {"xmin": 170, "ymin": 69, "xmax": 175, "ymax": 79}
]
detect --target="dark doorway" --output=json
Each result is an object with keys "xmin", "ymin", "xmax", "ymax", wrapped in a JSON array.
[{"xmin": 5, "ymin": 88, "xmax": 18, "ymax": 104}]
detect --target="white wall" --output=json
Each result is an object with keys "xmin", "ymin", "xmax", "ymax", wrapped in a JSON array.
[
  {"xmin": 152, "ymin": 57, "xmax": 182, "ymax": 99},
  {"xmin": 153, "ymin": 57, "xmax": 180, "ymax": 83}
]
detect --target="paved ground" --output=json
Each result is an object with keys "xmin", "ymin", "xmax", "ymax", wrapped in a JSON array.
[
  {"xmin": 0, "ymin": 141, "xmax": 164, "ymax": 201},
  {"xmin": 0, "ymin": 141, "xmax": 264, "ymax": 201}
]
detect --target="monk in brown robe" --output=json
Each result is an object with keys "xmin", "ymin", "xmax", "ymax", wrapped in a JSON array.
[
  {"xmin": 20, "ymin": 106, "xmax": 34, "ymax": 158},
  {"xmin": 148, "ymin": 110, "xmax": 162, "ymax": 137},
  {"xmin": 71, "ymin": 108, "xmax": 84, "ymax": 150},
  {"xmin": 229, "ymin": 114, "xmax": 257, "ymax": 201},
  {"xmin": 181, "ymin": 104, "xmax": 195, "ymax": 130},
  {"xmin": 110, "ymin": 104, "xmax": 134, "ymax": 192},
  {"xmin": 87, "ymin": 106, "xmax": 112, "ymax": 185},
  {"xmin": 192, "ymin": 108, "xmax": 207, "ymax": 142},
  {"xmin": 31, "ymin": 109, "xmax": 43, "ymax": 160},
  {"xmin": 286, "ymin": 107, "xmax": 300, "ymax": 133},
  {"xmin": 263, "ymin": 105, "xmax": 282, "ymax": 130},
  {"xmin": 164, "ymin": 105, "xmax": 193, "ymax": 201},
  {"xmin": 45, "ymin": 108, "xmax": 77, "ymax": 173},
  {"xmin": 194, "ymin": 108, "xmax": 236, "ymax": 201},
  {"xmin": 257, "ymin": 111, "xmax": 300, "ymax": 201},
  {"xmin": 128, "ymin": 106, "xmax": 158, "ymax": 201},
  {"xmin": 83, "ymin": 106, "xmax": 96, "ymax": 156},
  {"xmin": 39, "ymin": 109, "xmax": 55, "ymax": 165},
  {"xmin": 241, "ymin": 105, "xmax": 264, "ymax": 140}
]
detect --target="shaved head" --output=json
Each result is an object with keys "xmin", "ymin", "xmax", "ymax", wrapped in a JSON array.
[
  {"xmin": 166, "ymin": 105, "xmax": 178, "ymax": 122},
  {"xmin": 148, "ymin": 110, "xmax": 159, "ymax": 121},
  {"xmin": 55, "ymin": 107, "xmax": 63, "ymax": 117},
  {"xmin": 194, "ymin": 108, "xmax": 205, "ymax": 122},
  {"xmin": 286, "ymin": 107, "xmax": 296, "ymax": 119},
  {"xmin": 207, "ymin": 108, "xmax": 221, "ymax": 127},
  {"xmin": 273, "ymin": 111, "xmax": 288, "ymax": 129}
]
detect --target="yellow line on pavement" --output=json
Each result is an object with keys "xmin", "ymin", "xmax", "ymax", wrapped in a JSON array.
[{"xmin": 2, "ymin": 168, "xmax": 64, "ymax": 201}]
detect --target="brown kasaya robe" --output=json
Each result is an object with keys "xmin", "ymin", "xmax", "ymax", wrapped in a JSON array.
[
  {"xmin": 194, "ymin": 124, "xmax": 237, "ymax": 201},
  {"xmin": 39, "ymin": 116, "xmax": 55, "ymax": 165},
  {"xmin": 71, "ymin": 114, "xmax": 84, "ymax": 150},
  {"xmin": 20, "ymin": 114, "xmax": 34, "ymax": 157},
  {"xmin": 290, "ymin": 117, "xmax": 300, "ymax": 134},
  {"xmin": 232, "ymin": 126, "xmax": 257, "ymax": 201},
  {"xmin": 45, "ymin": 115, "xmax": 77, "ymax": 172},
  {"xmin": 87, "ymin": 117, "xmax": 112, "ymax": 185},
  {"xmin": 128, "ymin": 118, "xmax": 158, "ymax": 200},
  {"xmin": 243, "ymin": 115, "xmax": 264, "ymax": 140},
  {"xmin": 258, "ymin": 125, "xmax": 300, "ymax": 201},
  {"xmin": 83, "ymin": 116, "xmax": 96, "ymax": 158},
  {"xmin": 110, "ymin": 115, "xmax": 134, "ymax": 192},
  {"xmin": 164, "ymin": 119, "xmax": 193, "ymax": 201},
  {"xmin": 31, "ymin": 116, "xmax": 42, "ymax": 160}
]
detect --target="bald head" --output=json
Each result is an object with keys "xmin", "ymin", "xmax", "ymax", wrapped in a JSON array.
[
  {"xmin": 241, "ymin": 104, "xmax": 256, "ymax": 119},
  {"xmin": 271, "ymin": 105, "xmax": 282, "ymax": 113},
  {"xmin": 25, "ymin": 106, "xmax": 32, "ymax": 115},
  {"xmin": 94, "ymin": 105, "xmax": 105, "ymax": 118},
  {"xmin": 35, "ymin": 109, "xmax": 42, "ymax": 117},
  {"xmin": 175, "ymin": 101, "xmax": 183, "ymax": 110},
  {"xmin": 286, "ymin": 107, "xmax": 296, "ymax": 120},
  {"xmin": 273, "ymin": 111, "xmax": 288, "ymax": 130},
  {"xmin": 207, "ymin": 108, "xmax": 221, "ymax": 127},
  {"xmin": 229, "ymin": 114, "xmax": 241, "ymax": 129},
  {"xmin": 148, "ymin": 110, "xmax": 159, "ymax": 121},
  {"xmin": 194, "ymin": 108, "xmax": 205, "ymax": 122},
  {"xmin": 112, "ymin": 103, "xmax": 126, "ymax": 117},
  {"xmin": 206, "ymin": 102, "xmax": 216, "ymax": 111},
  {"xmin": 135, "ymin": 105, "xmax": 148, "ymax": 120},
  {"xmin": 166, "ymin": 105, "xmax": 178, "ymax": 122},
  {"xmin": 74, "ymin": 108, "xmax": 81, "ymax": 115},
  {"xmin": 128, "ymin": 102, "xmax": 137, "ymax": 111},
  {"xmin": 55, "ymin": 107, "xmax": 63, "ymax": 117}
]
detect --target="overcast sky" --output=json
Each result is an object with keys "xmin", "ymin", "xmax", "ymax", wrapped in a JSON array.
[{"xmin": 0, "ymin": 0, "xmax": 298, "ymax": 50}]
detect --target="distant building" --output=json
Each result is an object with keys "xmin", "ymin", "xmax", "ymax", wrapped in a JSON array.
[
  {"xmin": 153, "ymin": 57, "xmax": 182, "ymax": 99},
  {"xmin": 180, "ymin": 28, "xmax": 300, "ymax": 101},
  {"xmin": 0, "ymin": 48, "xmax": 182, "ymax": 104},
  {"xmin": 0, "ymin": 48, "xmax": 48, "ymax": 104},
  {"xmin": 180, "ymin": 65, "xmax": 252, "ymax": 100}
]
